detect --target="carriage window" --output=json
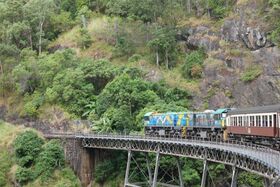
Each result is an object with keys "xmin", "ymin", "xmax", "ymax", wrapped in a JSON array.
[
  {"xmin": 264, "ymin": 116, "xmax": 267, "ymax": 127},
  {"xmin": 250, "ymin": 116, "xmax": 254, "ymax": 126},
  {"xmin": 257, "ymin": 116, "xmax": 261, "ymax": 127},
  {"xmin": 244, "ymin": 116, "xmax": 248, "ymax": 126},
  {"xmin": 269, "ymin": 115, "xmax": 272, "ymax": 127}
]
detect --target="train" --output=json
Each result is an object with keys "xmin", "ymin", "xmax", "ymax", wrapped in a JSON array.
[{"xmin": 144, "ymin": 104, "xmax": 280, "ymax": 148}]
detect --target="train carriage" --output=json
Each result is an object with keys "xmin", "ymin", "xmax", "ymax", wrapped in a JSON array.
[{"xmin": 226, "ymin": 104, "xmax": 280, "ymax": 139}]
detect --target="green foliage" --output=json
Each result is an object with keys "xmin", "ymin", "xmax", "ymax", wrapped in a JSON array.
[
  {"xmin": 34, "ymin": 140, "xmax": 65, "ymax": 182},
  {"xmin": 268, "ymin": 0, "xmax": 280, "ymax": 45},
  {"xmin": 148, "ymin": 27, "xmax": 178, "ymax": 68},
  {"xmin": 77, "ymin": 28, "xmax": 92, "ymax": 49},
  {"xmin": 128, "ymin": 54, "xmax": 142, "ymax": 63},
  {"xmin": 12, "ymin": 52, "xmax": 40, "ymax": 94},
  {"xmin": 96, "ymin": 74, "xmax": 159, "ymax": 116},
  {"xmin": 94, "ymin": 151, "xmax": 126, "ymax": 183},
  {"xmin": 13, "ymin": 131, "xmax": 67, "ymax": 185},
  {"xmin": 182, "ymin": 50, "xmax": 206, "ymax": 79},
  {"xmin": 13, "ymin": 131, "xmax": 44, "ymax": 167},
  {"xmin": 114, "ymin": 35, "xmax": 135, "ymax": 57},
  {"xmin": 15, "ymin": 167, "xmax": 34, "ymax": 184},
  {"xmin": 46, "ymin": 67, "xmax": 95, "ymax": 115},
  {"xmin": 208, "ymin": 0, "xmax": 232, "ymax": 19},
  {"xmin": 181, "ymin": 158, "xmax": 203, "ymax": 186},
  {"xmin": 21, "ymin": 91, "xmax": 44, "ymax": 117},
  {"xmin": 80, "ymin": 59, "xmax": 118, "ymax": 93},
  {"xmin": 55, "ymin": 167, "xmax": 80, "ymax": 187},
  {"xmin": 241, "ymin": 65, "xmax": 262, "ymax": 82},
  {"xmin": 106, "ymin": 0, "xmax": 156, "ymax": 22},
  {"xmin": 50, "ymin": 11, "xmax": 75, "ymax": 35},
  {"xmin": 238, "ymin": 171, "xmax": 263, "ymax": 187},
  {"xmin": 0, "ymin": 150, "xmax": 13, "ymax": 186}
]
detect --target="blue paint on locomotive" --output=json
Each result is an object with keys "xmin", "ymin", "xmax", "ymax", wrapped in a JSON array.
[
  {"xmin": 144, "ymin": 108, "xmax": 229, "ymax": 129},
  {"xmin": 144, "ymin": 112, "xmax": 188, "ymax": 127}
]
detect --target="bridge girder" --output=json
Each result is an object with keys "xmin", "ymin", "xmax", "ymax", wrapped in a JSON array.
[{"xmin": 80, "ymin": 136, "xmax": 280, "ymax": 180}]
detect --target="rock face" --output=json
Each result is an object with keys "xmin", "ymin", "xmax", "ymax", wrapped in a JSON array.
[
  {"xmin": 181, "ymin": 2, "xmax": 280, "ymax": 110},
  {"xmin": 186, "ymin": 26, "xmax": 220, "ymax": 52},
  {"xmin": 232, "ymin": 47, "xmax": 280, "ymax": 107},
  {"xmin": 221, "ymin": 19, "xmax": 268, "ymax": 50},
  {"xmin": 194, "ymin": 46, "xmax": 280, "ymax": 109},
  {"xmin": 241, "ymin": 27, "xmax": 267, "ymax": 50}
]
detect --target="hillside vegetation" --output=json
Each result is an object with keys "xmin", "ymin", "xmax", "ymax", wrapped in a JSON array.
[
  {"xmin": 0, "ymin": 121, "xmax": 79, "ymax": 187},
  {"xmin": 0, "ymin": 0, "xmax": 279, "ymax": 186}
]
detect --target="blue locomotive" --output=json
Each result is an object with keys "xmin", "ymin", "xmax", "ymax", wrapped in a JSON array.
[{"xmin": 144, "ymin": 109, "xmax": 229, "ymax": 139}]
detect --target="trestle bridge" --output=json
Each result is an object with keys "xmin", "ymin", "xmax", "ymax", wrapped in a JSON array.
[{"xmin": 45, "ymin": 133, "xmax": 280, "ymax": 187}]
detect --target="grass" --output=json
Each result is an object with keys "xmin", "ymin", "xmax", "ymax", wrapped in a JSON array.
[
  {"xmin": 240, "ymin": 65, "xmax": 262, "ymax": 82},
  {"xmin": 0, "ymin": 122, "xmax": 21, "ymax": 187},
  {"xmin": 178, "ymin": 16, "xmax": 213, "ymax": 27},
  {"xmin": 25, "ymin": 167, "xmax": 80, "ymax": 187},
  {"xmin": 0, "ymin": 121, "xmax": 22, "ymax": 147}
]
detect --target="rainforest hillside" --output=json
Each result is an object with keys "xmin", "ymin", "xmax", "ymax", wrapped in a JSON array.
[{"xmin": 0, "ymin": 0, "xmax": 279, "ymax": 186}]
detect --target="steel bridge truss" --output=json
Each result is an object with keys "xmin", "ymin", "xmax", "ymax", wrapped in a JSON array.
[
  {"xmin": 80, "ymin": 135, "xmax": 280, "ymax": 185},
  {"xmin": 124, "ymin": 151, "xmax": 184, "ymax": 187}
]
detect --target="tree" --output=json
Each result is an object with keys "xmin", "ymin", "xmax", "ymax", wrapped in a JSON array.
[
  {"xmin": 46, "ymin": 67, "xmax": 95, "ymax": 115},
  {"xmin": 23, "ymin": 0, "xmax": 56, "ymax": 54},
  {"xmin": 34, "ymin": 140, "xmax": 65, "ymax": 181},
  {"xmin": 148, "ymin": 27, "xmax": 177, "ymax": 69},
  {"xmin": 95, "ymin": 74, "xmax": 159, "ymax": 116}
]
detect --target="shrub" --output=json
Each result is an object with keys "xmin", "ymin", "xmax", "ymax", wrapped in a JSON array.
[
  {"xmin": 182, "ymin": 50, "xmax": 205, "ymax": 79},
  {"xmin": 34, "ymin": 140, "xmax": 65, "ymax": 182},
  {"xmin": 0, "ymin": 150, "xmax": 13, "ymax": 186},
  {"xmin": 13, "ymin": 131, "xmax": 44, "ymax": 167},
  {"xmin": 241, "ymin": 65, "xmax": 262, "ymax": 82},
  {"xmin": 77, "ymin": 28, "xmax": 92, "ymax": 49},
  {"xmin": 15, "ymin": 167, "xmax": 34, "ymax": 184},
  {"xmin": 208, "ymin": 0, "xmax": 233, "ymax": 19},
  {"xmin": 190, "ymin": 64, "xmax": 203, "ymax": 79},
  {"xmin": 113, "ymin": 35, "xmax": 135, "ymax": 57},
  {"xmin": 128, "ymin": 54, "xmax": 142, "ymax": 63}
]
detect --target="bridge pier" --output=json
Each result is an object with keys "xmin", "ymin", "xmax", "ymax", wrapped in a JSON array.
[
  {"xmin": 63, "ymin": 139, "xmax": 108, "ymax": 187},
  {"xmin": 201, "ymin": 159, "xmax": 208, "ymax": 187}
]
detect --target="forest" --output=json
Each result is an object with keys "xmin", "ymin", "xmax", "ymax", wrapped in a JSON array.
[{"xmin": 1, "ymin": 0, "xmax": 280, "ymax": 186}]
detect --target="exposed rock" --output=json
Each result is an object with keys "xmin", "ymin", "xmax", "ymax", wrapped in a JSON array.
[
  {"xmin": 187, "ymin": 29, "xmax": 220, "ymax": 52},
  {"xmin": 221, "ymin": 19, "xmax": 269, "ymax": 50},
  {"xmin": 221, "ymin": 20, "xmax": 239, "ymax": 42},
  {"xmin": 209, "ymin": 92, "xmax": 232, "ymax": 108},
  {"xmin": 241, "ymin": 27, "xmax": 267, "ymax": 50},
  {"xmin": 232, "ymin": 75, "xmax": 280, "ymax": 107},
  {"xmin": 196, "ymin": 46, "xmax": 280, "ymax": 109}
]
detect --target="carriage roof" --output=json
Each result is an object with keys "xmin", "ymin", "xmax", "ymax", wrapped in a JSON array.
[{"xmin": 227, "ymin": 104, "xmax": 280, "ymax": 115}]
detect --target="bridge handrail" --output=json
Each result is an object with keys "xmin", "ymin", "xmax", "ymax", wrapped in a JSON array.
[{"xmin": 44, "ymin": 131, "xmax": 280, "ymax": 155}]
